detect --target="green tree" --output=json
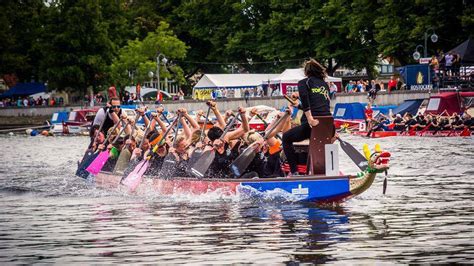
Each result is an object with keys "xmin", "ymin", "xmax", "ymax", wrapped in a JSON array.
[
  {"xmin": 39, "ymin": 0, "xmax": 126, "ymax": 93},
  {"xmin": 0, "ymin": 0, "xmax": 46, "ymax": 84},
  {"xmin": 109, "ymin": 22, "xmax": 188, "ymax": 90}
]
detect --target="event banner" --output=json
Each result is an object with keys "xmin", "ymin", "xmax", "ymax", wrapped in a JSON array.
[{"xmin": 396, "ymin": 64, "xmax": 432, "ymax": 90}]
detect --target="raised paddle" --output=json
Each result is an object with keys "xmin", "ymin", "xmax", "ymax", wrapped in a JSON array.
[
  {"xmin": 188, "ymin": 113, "xmax": 240, "ymax": 178},
  {"xmin": 186, "ymin": 105, "xmax": 212, "ymax": 174},
  {"xmin": 252, "ymin": 111, "xmax": 282, "ymax": 140},
  {"xmin": 155, "ymin": 113, "xmax": 183, "ymax": 179},
  {"xmin": 86, "ymin": 119, "xmax": 130, "ymax": 175},
  {"xmin": 113, "ymin": 112, "xmax": 141, "ymax": 174},
  {"xmin": 79, "ymin": 119, "xmax": 122, "ymax": 178},
  {"xmin": 78, "ymin": 118, "xmax": 121, "ymax": 177},
  {"xmin": 76, "ymin": 108, "xmax": 109, "ymax": 177},
  {"xmin": 230, "ymin": 111, "xmax": 290, "ymax": 177},
  {"xmin": 121, "ymin": 115, "xmax": 179, "ymax": 191},
  {"xmin": 118, "ymin": 114, "xmax": 154, "ymax": 177}
]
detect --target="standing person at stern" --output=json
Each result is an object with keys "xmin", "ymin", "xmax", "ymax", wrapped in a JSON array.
[{"xmin": 282, "ymin": 59, "xmax": 332, "ymax": 176}]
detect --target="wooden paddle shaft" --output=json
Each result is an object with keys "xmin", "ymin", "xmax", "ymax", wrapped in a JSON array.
[
  {"xmin": 138, "ymin": 114, "xmax": 153, "ymax": 149},
  {"xmin": 221, "ymin": 113, "xmax": 240, "ymax": 139},
  {"xmin": 199, "ymin": 106, "xmax": 212, "ymax": 142},
  {"xmin": 263, "ymin": 112, "xmax": 289, "ymax": 140}
]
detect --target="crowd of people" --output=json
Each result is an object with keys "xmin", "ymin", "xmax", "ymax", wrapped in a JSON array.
[
  {"xmin": 0, "ymin": 96, "xmax": 62, "ymax": 108},
  {"xmin": 77, "ymin": 59, "xmax": 333, "ymax": 180}
]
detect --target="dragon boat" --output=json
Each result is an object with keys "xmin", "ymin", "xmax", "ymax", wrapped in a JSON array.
[
  {"xmin": 351, "ymin": 128, "xmax": 472, "ymax": 138},
  {"xmin": 88, "ymin": 117, "xmax": 391, "ymax": 203}
]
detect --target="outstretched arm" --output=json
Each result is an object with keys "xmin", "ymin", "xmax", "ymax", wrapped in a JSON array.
[{"xmin": 208, "ymin": 100, "xmax": 226, "ymax": 129}]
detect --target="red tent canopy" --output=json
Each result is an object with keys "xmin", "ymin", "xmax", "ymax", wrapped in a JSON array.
[{"xmin": 425, "ymin": 92, "xmax": 474, "ymax": 115}]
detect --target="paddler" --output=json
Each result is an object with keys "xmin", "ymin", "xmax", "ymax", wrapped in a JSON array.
[
  {"xmin": 282, "ymin": 58, "xmax": 332, "ymax": 176},
  {"xmin": 92, "ymin": 97, "xmax": 122, "ymax": 136},
  {"xmin": 238, "ymin": 108, "xmax": 291, "ymax": 179},
  {"xmin": 206, "ymin": 105, "xmax": 250, "ymax": 178}
]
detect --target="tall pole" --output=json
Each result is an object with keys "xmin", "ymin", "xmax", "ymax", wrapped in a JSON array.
[
  {"xmin": 156, "ymin": 56, "xmax": 160, "ymax": 102},
  {"xmin": 424, "ymin": 32, "xmax": 428, "ymax": 58}
]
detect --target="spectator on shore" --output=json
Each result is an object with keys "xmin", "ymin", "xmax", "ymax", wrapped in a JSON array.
[
  {"xmin": 388, "ymin": 76, "xmax": 397, "ymax": 93},
  {"xmin": 329, "ymin": 82, "xmax": 337, "ymax": 99},
  {"xmin": 244, "ymin": 89, "xmax": 250, "ymax": 104},
  {"xmin": 438, "ymin": 51, "xmax": 446, "ymax": 77},
  {"xmin": 122, "ymin": 91, "xmax": 130, "ymax": 104},
  {"xmin": 95, "ymin": 93, "xmax": 105, "ymax": 104},
  {"xmin": 445, "ymin": 52, "xmax": 453, "ymax": 76},
  {"xmin": 452, "ymin": 52, "xmax": 461, "ymax": 77},
  {"xmin": 178, "ymin": 89, "xmax": 185, "ymax": 101}
]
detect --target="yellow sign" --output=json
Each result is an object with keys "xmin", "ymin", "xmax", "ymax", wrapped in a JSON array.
[
  {"xmin": 194, "ymin": 89, "xmax": 213, "ymax": 100},
  {"xmin": 416, "ymin": 71, "xmax": 424, "ymax": 84}
]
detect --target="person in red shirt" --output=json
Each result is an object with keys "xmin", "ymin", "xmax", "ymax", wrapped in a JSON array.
[
  {"xmin": 365, "ymin": 103, "xmax": 374, "ymax": 132},
  {"xmin": 388, "ymin": 76, "xmax": 397, "ymax": 93}
]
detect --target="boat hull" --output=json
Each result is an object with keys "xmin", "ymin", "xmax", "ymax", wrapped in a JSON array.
[
  {"xmin": 352, "ymin": 130, "xmax": 472, "ymax": 138},
  {"xmin": 95, "ymin": 172, "xmax": 364, "ymax": 203}
]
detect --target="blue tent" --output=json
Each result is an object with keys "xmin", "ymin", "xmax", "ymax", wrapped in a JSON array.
[
  {"xmin": 333, "ymin": 103, "xmax": 366, "ymax": 119},
  {"xmin": 0, "ymin": 82, "xmax": 47, "ymax": 98},
  {"xmin": 393, "ymin": 99, "xmax": 423, "ymax": 116},
  {"xmin": 50, "ymin": 111, "xmax": 69, "ymax": 124}
]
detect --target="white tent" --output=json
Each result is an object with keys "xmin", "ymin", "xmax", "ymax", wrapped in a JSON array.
[
  {"xmin": 194, "ymin": 74, "xmax": 279, "ymax": 88},
  {"xmin": 270, "ymin": 68, "xmax": 342, "ymax": 84},
  {"xmin": 193, "ymin": 73, "xmax": 279, "ymax": 99},
  {"xmin": 124, "ymin": 86, "xmax": 172, "ymax": 100},
  {"xmin": 269, "ymin": 68, "xmax": 343, "ymax": 95}
]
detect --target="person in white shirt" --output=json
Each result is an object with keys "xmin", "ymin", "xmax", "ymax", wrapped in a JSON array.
[{"xmin": 329, "ymin": 82, "xmax": 337, "ymax": 99}]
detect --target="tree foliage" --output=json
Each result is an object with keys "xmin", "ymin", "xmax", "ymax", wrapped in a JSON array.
[
  {"xmin": 110, "ymin": 21, "xmax": 188, "ymax": 89},
  {"xmin": 0, "ymin": 0, "xmax": 472, "ymax": 93}
]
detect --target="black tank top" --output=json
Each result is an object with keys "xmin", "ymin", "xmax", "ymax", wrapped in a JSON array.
[
  {"xmin": 102, "ymin": 107, "xmax": 122, "ymax": 134},
  {"xmin": 298, "ymin": 77, "xmax": 331, "ymax": 123}
]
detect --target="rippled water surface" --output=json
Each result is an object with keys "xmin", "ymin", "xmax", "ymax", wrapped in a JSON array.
[{"xmin": 0, "ymin": 134, "xmax": 473, "ymax": 264}]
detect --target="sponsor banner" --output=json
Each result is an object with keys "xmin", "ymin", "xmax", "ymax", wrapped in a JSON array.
[
  {"xmin": 397, "ymin": 64, "xmax": 432, "ymax": 90},
  {"xmin": 419, "ymin": 57, "xmax": 431, "ymax": 64}
]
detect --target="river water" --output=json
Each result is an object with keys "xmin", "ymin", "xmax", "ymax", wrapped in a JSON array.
[{"xmin": 0, "ymin": 134, "xmax": 472, "ymax": 264}]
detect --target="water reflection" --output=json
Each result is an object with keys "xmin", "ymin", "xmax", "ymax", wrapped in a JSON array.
[{"xmin": 0, "ymin": 134, "xmax": 473, "ymax": 263}]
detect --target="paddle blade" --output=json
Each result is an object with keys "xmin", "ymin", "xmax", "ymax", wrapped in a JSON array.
[
  {"xmin": 337, "ymin": 138, "xmax": 368, "ymax": 171},
  {"xmin": 383, "ymin": 176, "xmax": 387, "ymax": 195},
  {"xmin": 113, "ymin": 149, "xmax": 132, "ymax": 174},
  {"xmin": 156, "ymin": 153, "xmax": 178, "ymax": 179},
  {"xmin": 86, "ymin": 151, "xmax": 110, "ymax": 175},
  {"xmin": 230, "ymin": 146, "xmax": 257, "ymax": 177},
  {"xmin": 189, "ymin": 150, "xmax": 215, "ymax": 178},
  {"xmin": 76, "ymin": 151, "xmax": 98, "ymax": 178},
  {"xmin": 186, "ymin": 149, "xmax": 203, "ymax": 175},
  {"xmin": 122, "ymin": 160, "xmax": 149, "ymax": 191}
]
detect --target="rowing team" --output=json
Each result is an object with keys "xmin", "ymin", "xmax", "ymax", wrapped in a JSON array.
[
  {"xmin": 77, "ymin": 97, "xmax": 301, "ymax": 180},
  {"xmin": 365, "ymin": 110, "xmax": 474, "ymax": 135}
]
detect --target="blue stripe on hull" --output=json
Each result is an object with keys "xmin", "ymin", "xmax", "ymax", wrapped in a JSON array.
[{"xmin": 241, "ymin": 178, "xmax": 350, "ymax": 202}]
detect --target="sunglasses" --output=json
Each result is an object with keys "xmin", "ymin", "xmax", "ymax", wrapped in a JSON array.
[{"xmin": 111, "ymin": 105, "xmax": 121, "ymax": 109}]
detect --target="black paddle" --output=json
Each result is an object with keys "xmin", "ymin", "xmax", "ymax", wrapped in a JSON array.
[
  {"xmin": 252, "ymin": 112, "xmax": 282, "ymax": 140},
  {"xmin": 186, "ymin": 105, "xmax": 212, "ymax": 174},
  {"xmin": 120, "ymin": 114, "xmax": 154, "ymax": 178},
  {"xmin": 76, "ymin": 118, "xmax": 121, "ymax": 178},
  {"xmin": 336, "ymin": 137, "xmax": 368, "ymax": 171},
  {"xmin": 113, "ymin": 112, "xmax": 141, "ymax": 174},
  {"xmin": 188, "ymin": 113, "xmax": 240, "ymax": 178},
  {"xmin": 230, "ymin": 112, "xmax": 290, "ymax": 177},
  {"xmin": 156, "ymin": 113, "xmax": 182, "ymax": 179}
]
